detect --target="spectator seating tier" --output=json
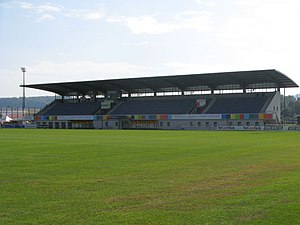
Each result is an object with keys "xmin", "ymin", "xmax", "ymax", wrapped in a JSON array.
[
  {"xmin": 41, "ymin": 102, "xmax": 102, "ymax": 115},
  {"xmin": 109, "ymin": 96, "xmax": 201, "ymax": 115},
  {"xmin": 206, "ymin": 93, "xmax": 274, "ymax": 114}
]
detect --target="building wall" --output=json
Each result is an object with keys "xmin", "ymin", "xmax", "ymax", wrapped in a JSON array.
[
  {"xmin": 129, "ymin": 119, "xmax": 265, "ymax": 130},
  {"xmin": 36, "ymin": 120, "xmax": 93, "ymax": 129},
  {"xmin": 35, "ymin": 118, "xmax": 267, "ymax": 130},
  {"xmin": 93, "ymin": 120, "xmax": 103, "ymax": 129},
  {"xmin": 265, "ymin": 91, "xmax": 281, "ymax": 123}
]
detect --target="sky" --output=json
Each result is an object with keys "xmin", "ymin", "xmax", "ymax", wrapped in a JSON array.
[{"xmin": 0, "ymin": 0, "xmax": 300, "ymax": 97}]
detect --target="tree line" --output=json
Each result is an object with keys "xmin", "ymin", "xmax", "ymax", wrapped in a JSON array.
[
  {"xmin": 282, "ymin": 95, "xmax": 300, "ymax": 118},
  {"xmin": 0, "ymin": 96, "xmax": 55, "ymax": 108}
]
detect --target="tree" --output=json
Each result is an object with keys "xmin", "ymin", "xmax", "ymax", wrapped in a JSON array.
[
  {"xmin": 295, "ymin": 99, "xmax": 300, "ymax": 115},
  {"xmin": 281, "ymin": 95, "xmax": 296, "ymax": 118}
]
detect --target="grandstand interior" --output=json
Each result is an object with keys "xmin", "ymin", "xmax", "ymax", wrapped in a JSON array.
[{"xmin": 23, "ymin": 69, "xmax": 298, "ymax": 130}]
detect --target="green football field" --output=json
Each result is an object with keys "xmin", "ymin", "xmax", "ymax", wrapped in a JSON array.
[{"xmin": 0, "ymin": 129, "xmax": 299, "ymax": 225}]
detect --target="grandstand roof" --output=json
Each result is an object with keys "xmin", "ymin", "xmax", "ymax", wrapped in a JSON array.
[{"xmin": 23, "ymin": 69, "xmax": 298, "ymax": 96}]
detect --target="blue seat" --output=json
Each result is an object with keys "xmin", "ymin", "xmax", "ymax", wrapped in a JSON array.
[
  {"xmin": 110, "ymin": 97, "xmax": 200, "ymax": 115},
  {"xmin": 42, "ymin": 102, "xmax": 101, "ymax": 115},
  {"xmin": 206, "ymin": 94, "xmax": 272, "ymax": 114}
]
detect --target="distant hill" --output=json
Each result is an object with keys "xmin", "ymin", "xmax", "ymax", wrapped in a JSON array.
[{"xmin": 0, "ymin": 96, "xmax": 55, "ymax": 108}]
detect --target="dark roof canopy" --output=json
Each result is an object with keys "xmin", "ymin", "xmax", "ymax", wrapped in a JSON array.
[{"xmin": 23, "ymin": 69, "xmax": 298, "ymax": 96}]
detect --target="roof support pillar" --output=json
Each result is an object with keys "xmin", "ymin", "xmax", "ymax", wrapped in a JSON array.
[{"xmin": 91, "ymin": 93, "xmax": 96, "ymax": 102}]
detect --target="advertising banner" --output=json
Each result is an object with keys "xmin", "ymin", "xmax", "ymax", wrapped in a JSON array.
[{"xmin": 57, "ymin": 115, "xmax": 97, "ymax": 121}]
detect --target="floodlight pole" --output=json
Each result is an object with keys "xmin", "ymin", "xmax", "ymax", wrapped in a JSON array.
[{"xmin": 21, "ymin": 67, "xmax": 26, "ymax": 116}]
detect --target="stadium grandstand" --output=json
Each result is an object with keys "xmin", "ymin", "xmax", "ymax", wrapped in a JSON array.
[{"xmin": 22, "ymin": 69, "xmax": 298, "ymax": 130}]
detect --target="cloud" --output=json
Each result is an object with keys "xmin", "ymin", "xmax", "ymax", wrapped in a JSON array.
[
  {"xmin": 17, "ymin": 2, "xmax": 34, "ymax": 9},
  {"xmin": 27, "ymin": 60, "xmax": 158, "ymax": 83},
  {"xmin": 36, "ymin": 3, "xmax": 63, "ymax": 13},
  {"xmin": 195, "ymin": 0, "xmax": 218, "ymax": 7},
  {"xmin": 107, "ymin": 15, "xmax": 177, "ymax": 34},
  {"xmin": 8, "ymin": 1, "xmax": 214, "ymax": 32},
  {"xmin": 195, "ymin": 0, "xmax": 203, "ymax": 4},
  {"xmin": 177, "ymin": 11, "xmax": 214, "ymax": 32},
  {"xmin": 68, "ymin": 10, "xmax": 104, "ymax": 20},
  {"xmin": 121, "ymin": 41, "xmax": 152, "ymax": 47},
  {"xmin": 15, "ymin": 2, "xmax": 63, "ymax": 12},
  {"xmin": 161, "ymin": 0, "xmax": 300, "ymax": 94},
  {"xmin": 5, "ymin": 2, "xmax": 104, "ymax": 22},
  {"xmin": 0, "ymin": 2, "xmax": 12, "ymax": 8},
  {"xmin": 85, "ymin": 12, "xmax": 103, "ymax": 20},
  {"xmin": 57, "ymin": 52, "xmax": 73, "ymax": 57},
  {"xmin": 218, "ymin": 0, "xmax": 300, "ymax": 55},
  {"xmin": 126, "ymin": 16, "xmax": 175, "ymax": 34},
  {"xmin": 37, "ymin": 14, "xmax": 55, "ymax": 22},
  {"xmin": 108, "ymin": 10, "xmax": 215, "ymax": 34}
]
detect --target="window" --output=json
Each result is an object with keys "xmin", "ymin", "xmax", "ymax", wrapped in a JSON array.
[
  {"xmin": 190, "ymin": 122, "xmax": 193, "ymax": 127},
  {"xmin": 198, "ymin": 122, "xmax": 201, "ymax": 127},
  {"xmin": 206, "ymin": 122, "xmax": 209, "ymax": 127},
  {"xmin": 255, "ymin": 122, "xmax": 259, "ymax": 126},
  {"xmin": 115, "ymin": 121, "xmax": 119, "ymax": 127},
  {"xmin": 61, "ymin": 122, "xmax": 66, "ymax": 129},
  {"xmin": 246, "ymin": 122, "xmax": 250, "ymax": 126},
  {"xmin": 238, "ymin": 122, "xmax": 242, "ymax": 126},
  {"xmin": 167, "ymin": 122, "xmax": 170, "ymax": 126},
  {"xmin": 160, "ymin": 121, "xmax": 163, "ymax": 127},
  {"xmin": 214, "ymin": 122, "xmax": 217, "ymax": 127},
  {"xmin": 229, "ymin": 122, "xmax": 233, "ymax": 126}
]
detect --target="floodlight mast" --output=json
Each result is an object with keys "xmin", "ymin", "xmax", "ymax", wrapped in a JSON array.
[{"xmin": 21, "ymin": 67, "xmax": 26, "ymax": 116}]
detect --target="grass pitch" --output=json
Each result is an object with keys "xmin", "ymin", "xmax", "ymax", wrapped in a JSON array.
[{"xmin": 0, "ymin": 129, "xmax": 299, "ymax": 225}]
